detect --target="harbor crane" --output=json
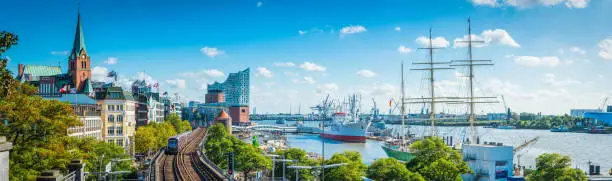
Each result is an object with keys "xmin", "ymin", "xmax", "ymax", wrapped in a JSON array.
[
  {"xmin": 501, "ymin": 95, "xmax": 511, "ymax": 122},
  {"xmin": 600, "ymin": 96, "xmax": 609, "ymax": 111}
]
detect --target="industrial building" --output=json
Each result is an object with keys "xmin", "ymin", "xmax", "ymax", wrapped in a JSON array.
[{"xmin": 462, "ymin": 142, "xmax": 514, "ymax": 181}]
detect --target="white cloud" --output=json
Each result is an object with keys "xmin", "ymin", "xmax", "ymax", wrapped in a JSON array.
[
  {"xmin": 293, "ymin": 76, "xmax": 316, "ymax": 84},
  {"xmin": 360, "ymin": 83, "xmax": 398, "ymax": 96},
  {"xmin": 284, "ymin": 71, "xmax": 298, "ymax": 77},
  {"xmin": 569, "ymin": 46, "xmax": 586, "ymax": 55},
  {"xmin": 181, "ymin": 69, "xmax": 225, "ymax": 78},
  {"xmin": 316, "ymin": 83, "xmax": 339, "ymax": 94},
  {"xmin": 204, "ymin": 69, "xmax": 225, "ymax": 77},
  {"xmin": 598, "ymin": 38, "xmax": 612, "ymax": 60},
  {"xmin": 104, "ymin": 57, "xmax": 118, "ymax": 65},
  {"xmin": 256, "ymin": 67, "xmax": 273, "ymax": 78},
  {"xmin": 356, "ymin": 69, "xmax": 376, "ymax": 78},
  {"xmin": 471, "ymin": 0, "xmax": 498, "ymax": 6},
  {"xmin": 565, "ymin": 0, "xmax": 589, "ymax": 8},
  {"xmin": 480, "ymin": 78, "xmax": 537, "ymax": 100},
  {"xmin": 200, "ymin": 46, "xmax": 225, "ymax": 58},
  {"xmin": 165, "ymin": 79, "xmax": 187, "ymax": 89},
  {"xmin": 416, "ymin": 36, "xmax": 450, "ymax": 48},
  {"xmin": 257, "ymin": 1, "xmax": 262, "ymax": 7},
  {"xmin": 92, "ymin": 66, "xmax": 109, "ymax": 81},
  {"xmin": 395, "ymin": 27, "xmax": 401, "ymax": 31},
  {"xmin": 542, "ymin": 73, "xmax": 581, "ymax": 86},
  {"xmin": 51, "ymin": 51, "xmax": 69, "ymax": 56},
  {"xmin": 454, "ymin": 29, "xmax": 520, "ymax": 48},
  {"xmin": 340, "ymin": 25, "xmax": 367, "ymax": 36},
  {"xmin": 513, "ymin": 56, "xmax": 560, "ymax": 67},
  {"xmin": 300, "ymin": 62, "xmax": 326, "ymax": 72},
  {"xmin": 298, "ymin": 30, "xmax": 307, "ymax": 35},
  {"xmin": 471, "ymin": 0, "xmax": 589, "ymax": 8},
  {"xmin": 274, "ymin": 62, "xmax": 296, "ymax": 67},
  {"xmin": 397, "ymin": 45, "xmax": 413, "ymax": 54}
]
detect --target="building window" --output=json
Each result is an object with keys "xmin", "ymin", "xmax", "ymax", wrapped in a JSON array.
[
  {"xmin": 120, "ymin": 105, "xmax": 124, "ymax": 111},
  {"xmin": 117, "ymin": 139, "xmax": 123, "ymax": 147},
  {"xmin": 117, "ymin": 115, "xmax": 123, "ymax": 123},
  {"xmin": 116, "ymin": 127, "xmax": 123, "ymax": 136},
  {"xmin": 108, "ymin": 127, "xmax": 114, "ymax": 136},
  {"xmin": 107, "ymin": 105, "xmax": 111, "ymax": 111},
  {"xmin": 108, "ymin": 115, "xmax": 114, "ymax": 123}
]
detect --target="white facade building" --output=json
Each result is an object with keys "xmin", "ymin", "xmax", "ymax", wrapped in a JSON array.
[
  {"xmin": 462, "ymin": 142, "xmax": 514, "ymax": 181},
  {"xmin": 148, "ymin": 98, "xmax": 165, "ymax": 123}
]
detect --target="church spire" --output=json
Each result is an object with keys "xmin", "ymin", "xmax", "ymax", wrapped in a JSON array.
[{"xmin": 71, "ymin": 13, "xmax": 86, "ymax": 58}]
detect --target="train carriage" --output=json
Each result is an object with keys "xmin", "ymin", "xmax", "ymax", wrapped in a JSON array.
[{"xmin": 166, "ymin": 131, "xmax": 192, "ymax": 155}]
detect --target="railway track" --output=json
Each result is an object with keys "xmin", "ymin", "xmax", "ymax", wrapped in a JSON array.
[
  {"xmin": 159, "ymin": 127, "xmax": 227, "ymax": 181},
  {"xmin": 176, "ymin": 128, "xmax": 205, "ymax": 181}
]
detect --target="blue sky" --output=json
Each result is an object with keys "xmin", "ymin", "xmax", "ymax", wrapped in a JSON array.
[{"xmin": 3, "ymin": 0, "xmax": 612, "ymax": 114}]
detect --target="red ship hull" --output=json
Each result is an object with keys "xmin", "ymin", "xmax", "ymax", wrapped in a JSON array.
[{"xmin": 320, "ymin": 133, "xmax": 366, "ymax": 143}]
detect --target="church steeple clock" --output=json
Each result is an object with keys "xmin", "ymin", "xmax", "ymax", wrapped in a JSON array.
[{"xmin": 68, "ymin": 13, "xmax": 91, "ymax": 93}]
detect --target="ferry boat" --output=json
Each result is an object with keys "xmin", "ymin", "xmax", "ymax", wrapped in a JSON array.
[
  {"xmin": 276, "ymin": 119, "xmax": 286, "ymax": 124},
  {"xmin": 497, "ymin": 125, "xmax": 516, "ymax": 129},
  {"xmin": 320, "ymin": 95, "xmax": 371, "ymax": 143},
  {"xmin": 550, "ymin": 125, "xmax": 569, "ymax": 132}
]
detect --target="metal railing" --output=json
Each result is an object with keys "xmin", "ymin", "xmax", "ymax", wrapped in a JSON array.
[
  {"xmin": 148, "ymin": 149, "xmax": 164, "ymax": 181},
  {"xmin": 62, "ymin": 171, "xmax": 77, "ymax": 181}
]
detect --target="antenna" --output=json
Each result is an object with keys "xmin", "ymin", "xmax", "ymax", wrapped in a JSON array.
[
  {"xmin": 450, "ymin": 17, "xmax": 497, "ymax": 144},
  {"xmin": 408, "ymin": 28, "xmax": 454, "ymax": 137}
]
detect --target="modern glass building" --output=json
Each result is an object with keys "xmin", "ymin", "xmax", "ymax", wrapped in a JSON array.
[{"xmin": 207, "ymin": 68, "xmax": 250, "ymax": 107}]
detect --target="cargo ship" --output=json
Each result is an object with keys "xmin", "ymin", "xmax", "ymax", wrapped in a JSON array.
[{"xmin": 320, "ymin": 95, "xmax": 371, "ymax": 143}]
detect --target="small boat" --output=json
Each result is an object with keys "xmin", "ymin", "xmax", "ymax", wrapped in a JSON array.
[
  {"xmin": 550, "ymin": 125, "xmax": 569, "ymax": 132},
  {"xmin": 588, "ymin": 126, "xmax": 605, "ymax": 134},
  {"xmin": 497, "ymin": 125, "xmax": 516, "ymax": 129},
  {"xmin": 381, "ymin": 138, "xmax": 415, "ymax": 162},
  {"xmin": 276, "ymin": 119, "xmax": 286, "ymax": 124}
]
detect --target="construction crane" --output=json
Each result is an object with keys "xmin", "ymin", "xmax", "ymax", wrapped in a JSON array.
[
  {"xmin": 501, "ymin": 95, "xmax": 511, "ymax": 122},
  {"xmin": 600, "ymin": 96, "xmax": 609, "ymax": 111}
]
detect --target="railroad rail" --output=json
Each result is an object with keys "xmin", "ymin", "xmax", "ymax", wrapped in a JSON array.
[{"xmin": 158, "ymin": 127, "xmax": 227, "ymax": 181}]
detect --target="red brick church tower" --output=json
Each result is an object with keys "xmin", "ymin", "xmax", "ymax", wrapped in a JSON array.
[{"xmin": 68, "ymin": 13, "xmax": 91, "ymax": 92}]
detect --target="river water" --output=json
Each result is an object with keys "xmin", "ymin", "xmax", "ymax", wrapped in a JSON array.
[{"xmin": 254, "ymin": 120, "xmax": 612, "ymax": 172}]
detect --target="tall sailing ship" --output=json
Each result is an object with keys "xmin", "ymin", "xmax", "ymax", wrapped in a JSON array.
[{"xmin": 382, "ymin": 18, "xmax": 496, "ymax": 161}]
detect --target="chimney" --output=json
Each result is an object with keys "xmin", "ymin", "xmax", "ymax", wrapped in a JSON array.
[{"xmin": 18, "ymin": 64, "xmax": 24, "ymax": 78}]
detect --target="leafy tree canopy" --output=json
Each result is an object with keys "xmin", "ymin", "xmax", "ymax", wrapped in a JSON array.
[
  {"xmin": 368, "ymin": 158, "xmax": 424, "ymax": 181},
  {"xmin": 526, "ymin": 153, "xmax": 587, "ymax": 181},
  {"xmin": 324, "ymin": 151, "xmax": 367, "ymax": 181},
  {"xmin": 406, "ymin": 137, "xmax": 471, "ymax": 181}
]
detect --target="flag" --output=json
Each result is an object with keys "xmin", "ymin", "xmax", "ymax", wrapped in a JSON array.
[
  {"xmin": 107, "ymin": 71, "xmax": 118, "ymax": 81},
  {"xmin": 59, "ymin": 84, "xmax": 68, "ymax": 93},
  {"xmin": 163, "ymin": 91, "xmax": 168, "ymax": 96},
  {"xmin": 389, "ymin": 99, "xmax": 393, "ymax": 107},
  {"xmin": 69, "ymin": 88, "xmax": 77, "ymax": 94},
  {"xmin": 153, "ymin": 82, "xmax": 159, "ymax": 88},
  {"xmin": 88, "ymin": 91, "xmax": 95, "ymax": 98}
]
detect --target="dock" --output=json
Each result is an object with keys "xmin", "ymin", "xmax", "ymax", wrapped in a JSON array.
[{"xmin": 514, "ymin": 136, "xmax": 539, "ymax": 153}]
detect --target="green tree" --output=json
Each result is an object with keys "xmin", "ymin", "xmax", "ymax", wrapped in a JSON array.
[
  {"xmin": 368, "ymin": 158, "xmax": 424, "ymax": 181},
  {"xmin": 150, "ymin": 122, "xmax": 177, "ymax": 149},
  {"xmin": 134, "ymin": 126, "xmax": 156, "ymax": 154},
  {"xmin": 406, "ymin": 137, "xmax": 471, "ymax": 181},
  {"xmin": 273, "ymin": 148, "xmax": 318, "ymax": 181},
  {"xmin": 324, "ymin": 151, "xmax": 367, "ymax": 181},
  {"xmin": 526, "ymin": 153, "xmax": 587, "ymax": 181},
  {"xmin": 252, "ymin": 135, "xmax": 259, "ymax": 147},
  {"xmin": 234, "ymin": 143, "xmax": 271, "ymax": 181},
  {"xmin": 205, "ymin": 123, "xmax": 235, "ymax": 169}
]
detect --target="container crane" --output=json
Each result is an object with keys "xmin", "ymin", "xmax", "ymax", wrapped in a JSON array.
[
  {"xmin": 501, "ymin": 95, "xmax": 511, "ymax": 122},
  {"xmin": 600, "ymin": 96, "xmax": 609, "ymax": 112}
]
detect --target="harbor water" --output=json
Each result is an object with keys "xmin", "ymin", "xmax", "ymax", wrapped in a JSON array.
[{"xmin": 254, "ymin": 120, "xmax": 612, "ymax": 172}]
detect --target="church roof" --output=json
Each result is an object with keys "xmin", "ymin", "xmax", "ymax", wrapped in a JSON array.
[
  {"xmin": 70, "ymin": 14, "xmax": 86, "ymax": 58},
  {"xmin": 21, "ymin": 65, "xmax": 63, "ymax": 81}
]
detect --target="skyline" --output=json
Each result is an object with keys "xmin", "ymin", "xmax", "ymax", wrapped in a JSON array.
[{"xmin": 3, "ymin": 0, "xmax": 612, "ymax": 114}]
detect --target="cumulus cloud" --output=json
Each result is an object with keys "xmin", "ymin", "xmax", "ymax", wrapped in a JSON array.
[
  {"xmin": 274, "ymin": 62, "xmax": 296, "ymax": 67},
  {"xmin": 284, "ymin": 71, "xmax": 298, "ymax": 77},
  {"xmin": 165, "ymin": 79, "xmax": 187, "ymax": 89},
  {"xmin": 542, "ymin": 73, "xmax": 581, "ymax": 86},
  {"xmin": 397, "ymin": 45, "xmax": 413, "ymax": 54},
  {"xmin": 200, "ymin": 46, "xmax": 225, "ymax": 58},
  {"xmin": 293, "ymin": 76, "xmax": 316, "ymax": 84},
  {"xmin": 598, "ymin": 37, "xmax": 612, "ymax": 60},
  {"xmin": 104, "ymin": 57, "xmax": 118, "ymax": 65},
  {"xmin": 358, "ymin": 83, "xmax": 398, "ymax": 96},
  {"xmin": 340, "ymin": 25, "xmax": 367, "ymax": 36},
  {"xmin": 569, "ymin": 46, "xmax": 586, "ymax": 55},
  {"xmin": 51, "ymin": 51, "xmax": 69, "ymax": 56},
  {"xmin": 298, "ymin": 30, "xmax": 307, "ymax": 35},
  {"xmin": 316, "ymin": 83, "xmax": 339, "ymax": 95},
  {"xmin": 356, "ymin": 69, "xmax": 376, "ymax": 78},
  {"xmin": 470, "ymin": 0, "xmax": 589, "ymax": 8},
  {"xmin": 416, "ymin": 36, "xmax": 450, "ymax": 48},
  {"xmin": 454, "ymin": 29, "xmax": 520, "ymax": 48},
  {"xmin": 395, "ymin": 27, "xmax": 401, "ymax": 31},
  {"xmin": 257, "ymin": 1, "xmax": 262, "ymax": 7},
  {"xmin": 181, "ymin": 69, "xmax": 225, "ymax": 78},
  {"xmin": 256, "ymin": 67, "xmax": 273, "ymax": 78},
  {"xmin": 92, "ymin": 66, "xmax": 109, "ymax": 81},
  {"xmin": 513, "ymin": 55, "xmax": 560, "ymax": 67},
  {"xmin": 300, "ymin": 62, "xmax": 326, "ymax": 72},
  {"xmin": 471, "ymin": 0, "xmax": 498, "ymax": 6}
]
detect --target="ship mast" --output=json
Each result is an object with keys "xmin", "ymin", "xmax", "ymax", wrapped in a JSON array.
[
  {"xmin": 450, "ymin": 18, "xmax": 497, "ymax": 144},
  {"xmin": 409, "ymin": 28, "xmax": 454, "ymax": 137},
  {"xmin": 401, "ymin": 61, "xmax": 405, "ymax": 143}
]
